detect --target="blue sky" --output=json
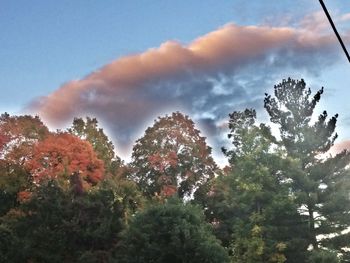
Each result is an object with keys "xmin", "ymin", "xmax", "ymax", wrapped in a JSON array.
[{"xmin": 1, "ymin": 0, "xmax": 350, "ymax": 164}]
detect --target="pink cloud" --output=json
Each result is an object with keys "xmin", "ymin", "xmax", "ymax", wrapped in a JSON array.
[
  {"xmin": 29, "ymin": 23, "xmax": 337, "ymax": 124},
  {"xmin": 26, "ymin": 19, "xmax": 347, "ymax": 157},
  {"xmin": 329, "ymin": 140, "xmax": 350, "ymax": 155}
]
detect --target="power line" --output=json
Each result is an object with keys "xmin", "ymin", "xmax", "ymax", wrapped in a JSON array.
[{"xmin": 319, "ymin": 0, "xmax": 350, "ymax": 63}]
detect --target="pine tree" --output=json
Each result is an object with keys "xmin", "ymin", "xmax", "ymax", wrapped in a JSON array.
[
  {"xmin": 264, "ymin": 78, "xmax": 350, "ymax": 260},
  {"xmin": 202, "ymin": 109, "xmax": 307, "ymax": 262}
]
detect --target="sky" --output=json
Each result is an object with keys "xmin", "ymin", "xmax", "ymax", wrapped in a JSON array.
[{"xmin": 1, "ymin": 0, "xmax": 350, "ymax": 166}]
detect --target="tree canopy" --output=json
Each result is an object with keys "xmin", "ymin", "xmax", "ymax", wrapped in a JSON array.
[
  {"xmin": 0, "ymin": 78, "xmax": 349, "ymax": 262},
  {"xmin": 264, "ymin": 78, "xmax": 350, "ymax": 258},
  {"xmin": 68, "ymin": 117, "xmax": 122, "ymax": 174},
  {"xmin": 26, "ymin": 133, "xmax": 105, "ymax": 191},
  {"xmin": 131, "ymin": 112, "xmax": 217, "ymax": 199},
  {"xmin": 116, "ymin": 199, "xmax": 229, "ymax": 263}
]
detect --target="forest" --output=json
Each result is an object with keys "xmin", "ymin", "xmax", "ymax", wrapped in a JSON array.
[{"xmin": 1, "ymin": 78, "xmax": 350, "ymax": 263}]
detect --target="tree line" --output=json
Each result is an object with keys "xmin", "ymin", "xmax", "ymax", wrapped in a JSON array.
[{"xmin": 0, "ymin": 78, "xmax": 349, "ymax": 262}]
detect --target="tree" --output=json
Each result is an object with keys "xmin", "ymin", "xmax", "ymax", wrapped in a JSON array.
[
  {"xmin": 116, "ymin": 198, "xmax": 229, "ymax": 263},
  {"xmin": 198, "ymin": 109, "xmax": 307, "ymax": 262},
  {"xmin": 0, "ymin": 224, "xmax": 19, "ymax": 262},
  {"xmin": 101, "ymin": 173, "xmax": 145, "ymax": 225},
  {"xmin": 1, "ymin": 179, "xmax": 125, "ymax": 262},
  {"xmin": 26, "ymin": 132, "xmax": 105, "ymax": 191},
  {"xmin": 264, "ymin": 78, "xmax": 350, "ymax": 260},
  {"xmin": 0, "ymin": 134, "xmax": 9, "ymax": 152},
  {"xmin": 0, "ymin": 113, "xmax": 49, "ymax": 216},
  {"xmin": 0, "ymin": 113, "xmax": 49, "ymax": 165},
  {"xmin": 68, "ymin": 117, "xmax": 122, "ymax": 173},
  {"xmin": 131, "ymin": 112, "xmax": 217, "ymax": 199}
]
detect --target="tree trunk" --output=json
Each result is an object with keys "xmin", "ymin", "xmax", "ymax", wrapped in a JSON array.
[{"xmin": 308, "ymin": 205, "xmax": 318, "ymax": 249}]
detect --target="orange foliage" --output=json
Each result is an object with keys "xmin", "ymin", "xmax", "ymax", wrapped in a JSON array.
[
  {"xmin": 26, "ymin": 133, "xmax": 104, "ymax": 189},
  {"xmin": 0, "ymin": 133, "xmax": 9, "ymax": 151},
  {"xmin": 160, "ymin": 185, "xmax": 177, "ymax": 197},
  {"xmin": 0, "ymin": 114, "xmax": 49, "ymax": 164},
  {"xmin": 148, "ymin": 151, "xmax": 178, "ymax": 172},
  {"xmin": 17, "ymin": 190, "xmax": 32, "ymax": 203},
  {"xmin": 132, "ymin": 112, "xmax": 217, "ymax": 198}
]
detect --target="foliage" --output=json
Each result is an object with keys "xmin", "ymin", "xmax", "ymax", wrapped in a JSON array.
[
  {"xmin": 0, "ymin": 113, "xmax": 49, "ymax": 165},
  {"xmin": 0, "ymin": 224, "xmax": 18, "ymax": 262},
  {"xmin": 0, "ymin": 78, "xmax": 349, "ymax": 262},
  {"xmin": 101, "ymin": 173, "xmax": 145, "ymax": 225},
  {"xmin": 0, "ymin": 113, "xmax": 50, "ymax": 216},
  {"xmin": 0, "ymin": 180, "xmax": 125, "ymax": 263},
  {"xmin": 116, "ymin": 198, "xmax": 229, "ymax": 263},
  {"xmin": 264, "ymin": 78, "xmax": 350, "ymax": 259},
  {"xmin": 131, "ymin": 112, "xmax": 217, "ymax": 199},
  {"xmin": 26, "ymin": 132, "xmax": 105, "ymax": 191},
  {"xmin": 198, "ymin": 109, "xmax": 307, "ymax": 262},
  {"xmin": 68, "ymin": 117, "xmax": 122, "ymax": 173},
  {"xmin": 307, "ymin": 249, "xmax": 339, "ymax": 263}
]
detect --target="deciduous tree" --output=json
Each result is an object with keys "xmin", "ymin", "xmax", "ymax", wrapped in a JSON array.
[
  {"xmin": 0, "ymin": 113, "xmax": 49, "ymax": 215},
  {"xmin": 131, "ymin": 112, "xmax": 217, "ymax": 199},
  {"xmin": 26, "ymin": 133, "xmax": 104, "ymax": 191},
  {"xmin": 1, "ymin": 180, "xmax": 125, "ymax": 262},
  {"xmin": 68, "ymin": 117, "xmax": 121, "ymax": 173},
  {"xmin": 116, "ymin": 198, "xmax": 229, "ymax": 263},
  {"xmin": 0, "ymin": 113, "xmax": 49, "ymax": 165}
]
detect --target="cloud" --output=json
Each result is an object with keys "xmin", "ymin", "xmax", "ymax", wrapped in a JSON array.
[
  {"xmin": 299, "ymin": 11, "xmax": 331, "ymax": 34},
  {"xmin": 340, "ymin": 13, "xmax": 350, "ymax": 22},
  {"xmin": 329, "ymin": 140, "xmax": 350, "ymax": 156},
  {"xmin": 27, "ymin": 21, "xmax": 345, "ymax": 161}
]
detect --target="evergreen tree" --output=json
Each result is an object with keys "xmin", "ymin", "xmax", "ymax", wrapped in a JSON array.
[
  {"xmin": 264, "ymin": 78, "xmax": 350, "ymax": 260},
  {"xmin": 199, "ymin": 109, "xmax": 307, "ymax": 262}
]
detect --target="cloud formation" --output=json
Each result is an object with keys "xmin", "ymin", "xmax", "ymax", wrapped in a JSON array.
[
  {"xmin": 329, "ymin": 140, "xmax": 350, "ymax": 156},
  {"xmin": 28, "ymin": 21, "xmax": 346, "ymax": 162}
]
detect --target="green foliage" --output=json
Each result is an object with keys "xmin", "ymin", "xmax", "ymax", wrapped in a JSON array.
[
  {"xmin": 1, "ymin": 78, "xmax": 349, "ymax": 262},
  {"xmin": 1, "ymin": 180, "xmax": 125, "ymax": 262},
  {"xmin": 116, "ymin": 198, "xmax": 229, "ymax": 263},
  {"xmin": 307, "ymin": 249, "xmax": 339, "ymax": 263},
  {"xmin": 264, "ymin": 78, "xmax": 350, "ymax": 259},
  {"xmin": 0, "ymin": 163, "xmax": 29, "ymax": 216},
  {"xmin": 68, "ymin": 117, "xmax": 122, "ymax": 173},
  {"xmin": 199, "ymin": 108, "xmax": 307, "ymax": 262},
  {"xmin": 101, "ymin": 173, "xmax": 145, "ymax": 225},
  {"xmin": 0, "ymin": 224, "xmax": 19, "ymax": 262}
]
